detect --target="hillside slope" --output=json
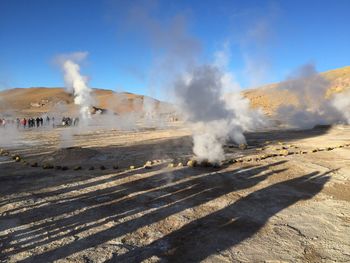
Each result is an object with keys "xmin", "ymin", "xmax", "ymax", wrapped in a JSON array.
[
  {"xmin": 0, "ymin": 87, "xmax": 172, "ymax": 117},
  {"xmin": 0, "ymin": 66, "xmax": 349, "ymax": 117},
  {"xmin": 243, "ymin": 66, "xmax": 350, "ymax": 115}
]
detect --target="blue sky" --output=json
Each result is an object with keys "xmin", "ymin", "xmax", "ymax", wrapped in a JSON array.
[{"xmin": 0, "ymin": 0, "xmax": 349, "ymax": 98}]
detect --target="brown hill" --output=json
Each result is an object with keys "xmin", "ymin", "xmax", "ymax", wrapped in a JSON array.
[
  {"xmin": 0, "ymin": 87, "xmax": 172, "ymax": 117},
  {"xmin": 243, "ymin": 66, "xmax": 350, "ymax": 115},
  {"xmin": 0, "ymin": 66, "xmax": 349, "ymax": 118}
]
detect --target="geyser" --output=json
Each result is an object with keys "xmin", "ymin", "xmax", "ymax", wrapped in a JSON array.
[{"xmin": 57, "ymin": 52, "xmax": 94, "ymax": 121}]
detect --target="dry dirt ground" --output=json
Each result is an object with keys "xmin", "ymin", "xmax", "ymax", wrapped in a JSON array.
[{"xmin": 0, "ymin": 124, "xmax": 349, "ymax": 263}]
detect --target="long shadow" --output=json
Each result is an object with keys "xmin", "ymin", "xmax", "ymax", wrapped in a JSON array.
[
  {"xmin": 0, "ymin": 135, "xmax": 193, "ymax": 199},
  {"xmin": 1, "ymin": 161, "xmax": 283, "ymax": 262},
  {"xmin": 111, "ymin": 170, "xmax": 331, "ymax": 262},
  {"xmin": 0, "ymin": 163, "xmax": 166, "ymax": 211},
  {"xmin": 244, "ymin": 126, "xmax": 331, "ymax": 147},
  {"xmin": 1, "ymin": 125, "xmax": 329, "ymax": 199}
]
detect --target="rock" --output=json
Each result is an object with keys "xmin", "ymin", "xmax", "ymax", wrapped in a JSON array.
[
  {"xmin": 279, "ymin": 150, "xmax": 289, "ymax": 156},
  {"xmin": 212, "ymin": 162, "xmax": 221, "ymax": 168},
  {"xmin": 88, "ymin": 166, "xmax": 95, "ymax": 170},
  {"xmin": 15, "ymin": 156, "xmax": 21, "ymax": 162},
  {"xmin": 144, "ymin": 161, "xmax": 152, "ymax": 169},
  {"xmin": 42, "ymin": 163, "xmax": 54, "ymax": 169},
  {"xmin": 31, "ymin": 162, "xmax": 38, "ymax": 167},
  {"xmin": 0, "ymin": 149, "xmax": 9, "ymax": 156},
  {"xmin": 61, "ymin": 166, "xmax": 69, "ymax": 171},
  {"xmin": 100, "ymin": 165, "xmax": 106, "ymax": 170},
  {"xmin": 167, "ymin": 163, "xmax": 175, "ymax": 168},
  {"xmin": 73, "ymin": 166, "xmax": 82, "ymax": 171},
  {"xmin": 326, "ymin": 147, "xmax": 334, "ymax": 151},
  {"xmin": 55, "ymin": 165, "xmax": 62, "ymax": 170},
  {"xmin": 113, "ymin": 165, "xmax": 118, "ymax": 170},
  {"xmin": 177, "ymin": 162, "xmax": 183, "ymax": 167},
  {"xmin": 187, "ymin": 159, "xmax": 197, "ymax": 167},
  {"xmin": 239, "ymin": 143, "xmax": 248, "ymax": 150},
  {"xmin": 260, "ymin": 155, "xmax": 267, "ymax": 160},
  {"xmin": 129, "ymin": 165, "xmax": 135, "ymax": 170}
]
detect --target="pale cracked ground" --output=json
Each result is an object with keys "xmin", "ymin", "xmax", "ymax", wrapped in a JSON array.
[{"xmin": 0, "ymin": 124, "xmax": 349, "ymax": 263}]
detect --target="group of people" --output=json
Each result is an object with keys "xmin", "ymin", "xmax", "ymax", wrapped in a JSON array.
[
  {"xmin": 61, "ymin": 116, "xmax": 79, "ymax": 126},
  {"xmin": 0, "ymin": 116, "xmax": 55, "ymax": 128},
  {"xmin": 0, "ymin": 116, "xmax": 80, "ymax": 128},
  {"xmin": 23, "ymin": 117, "xmax": 45, "ymax": 128}
]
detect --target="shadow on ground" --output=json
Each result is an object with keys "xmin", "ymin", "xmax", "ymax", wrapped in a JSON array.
[
  {"xmin": 0, "ymin": 157, "xmax": 330, "ymax": 262},
  {"xmin": 0, "ymin": 127, "xmax": 332, "ymax": 262}
]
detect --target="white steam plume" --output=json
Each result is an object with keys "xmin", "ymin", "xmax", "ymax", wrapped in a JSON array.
[
  {"xmin": 331, "ymin": 89, "xmax": 350, "ymax": 123},
  {"xmin": 276, "ymin": 64, "xmax": 344, "ymax": 128},
  {"xmin": 56, "ymin": 52, "xmax": 94, "ymax": 121},
  {"xmin": 119, "ymin": 3, "xmax": 266, "ymax": 163},
  {"xmin": 174, "ymin": 62, "xmax": 265, "ymax": 163}
]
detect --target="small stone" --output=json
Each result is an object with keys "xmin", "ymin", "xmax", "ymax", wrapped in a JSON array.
[
  {"xmin": 100, "ymin": 165, "xmax": 106, "ymax": 170},
  {"xmin": 88, "ymin": 166, "xmax": 95, "ymax": 170},
  {"xmin": 239, "ymin": 143, "xmax": 248, "ymax": 150},
  {"xmin": 42, "ymin": 163, "xmax": 54, "ymax": 169},
  {"xmin": 112, "ymin": 165, "xmax": 118, "ymax": 170},
  {"xmin": 31, "ymin": 162, "xmax": 38, "ymax": 167},
  {"xmin": 279, "ymin": 150, "xmax": 289, "ymax": 156},
  {"xmin": 167, "ymin": 163, "xmax": 175, "ymax": 168},
  {"xmin": 129, "ymin": 165, "xmax": 135, "ymax": 170},
  {"xmin": 15, "ymin": 156, "xmax": 21, "ymax": 162},
  {"xmin": 177, "ymin": 162, "xmax": 183, "ymax": 167},
  {"xmin": 144, "ymin": 161, "xmax": 152, "ymax": 169},
  {"xmin": 187, "ymin": 159, "xmax": 197, "ymax": 167},
  {"xmin": 73, "ymin": 166, "xmax": 82, "ymax": 171},
  {"xmin": 212, "ymin": 162, "xmax": 221, "ymax": 168}
]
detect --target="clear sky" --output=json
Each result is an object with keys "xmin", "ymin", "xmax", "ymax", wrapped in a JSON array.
[{"xmin": 0, "ymin": 0, "xmax": 349, "ymax": 98}]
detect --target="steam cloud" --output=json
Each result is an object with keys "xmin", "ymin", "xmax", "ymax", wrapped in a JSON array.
[
  {"xmin": 276, "ymin": 64, "xmax": 345, "ymax": 128},
  {"xmin": 56, "ymin": 52, "xmax": 94, "ymax": 121},
  {"xmin": 174, "ymin": 63, "xmax": 265, "ymax": 163},
  {"xmin": 118, "ymin": 3, "xmax": 266, "ymax": 163},
  {"xmin": 332, "ymin": 89, "xmax": 350, "ymax": 124}
]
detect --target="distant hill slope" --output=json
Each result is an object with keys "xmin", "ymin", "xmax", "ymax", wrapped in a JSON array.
[
  {"xmin": 1, "ymin": 66, "xmax": 349, "ymax": 117},
  {"xmin": 0, "ymin": 87, "xmax": 173, "ymax": 117},
  {"xmin": 243, "ymin": 66, "xmax": 350, "ymax": 115}
]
